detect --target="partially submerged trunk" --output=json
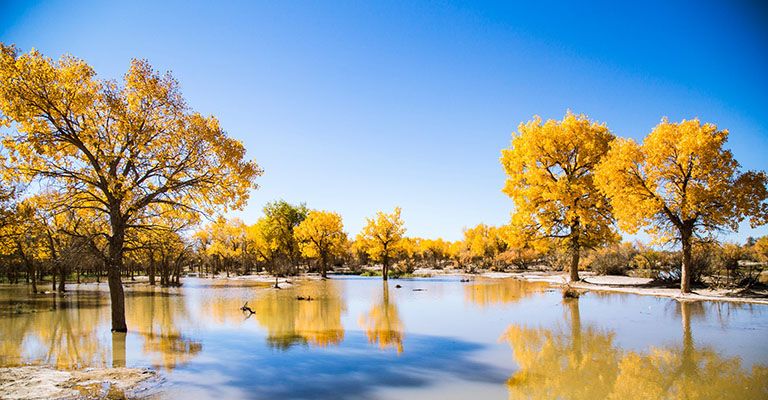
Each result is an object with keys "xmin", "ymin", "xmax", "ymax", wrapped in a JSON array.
[{"xmin": 108, "ymin": 216, "xmax": 127, "ymax": 333}]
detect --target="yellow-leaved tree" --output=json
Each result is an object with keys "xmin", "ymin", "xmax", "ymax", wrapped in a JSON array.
[
  {"xmin": 0, "ymin": 44, "xmax": 262, "ymax": 331},
  {"xmin": 500, "ymin": 112, "xmax": 618, "ymax": 281},
  {"xmin": 295, "ymin": 210, "xmax": 348, "ymax": 278},
  {"xmin": 357, "ymin": 207, "xmax": 405, "ymax": 280},
  {"xmin": 595, "ymin": 118, "xmax": 768, "ymax": 293}
]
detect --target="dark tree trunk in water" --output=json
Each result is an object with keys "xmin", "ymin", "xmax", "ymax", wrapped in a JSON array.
[{"xmin": 108, "ymin": 217, "xmax": 127, "ymax": 332}]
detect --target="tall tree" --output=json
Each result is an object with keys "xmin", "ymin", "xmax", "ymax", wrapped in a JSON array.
[
  {"xmin": 595, "ymin": 118, "xmax": 768, "ymax": 293},
  {"xmin": 295, "ymin": 210, "xmax": 347, "ymax": 278},
  {"xmin": 0, "ymin": 44, "xmax": 262, "ymax": 331},
  {"xmin": 500, "ymin": 111, "xmax": 618, "ymax": 281},
  {"xmin": 358, "ymin": 207, "xmax": 405, "ymax": 280}
]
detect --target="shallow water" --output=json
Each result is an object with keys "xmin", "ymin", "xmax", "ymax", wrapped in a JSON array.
[{"xmin": 1, "ymin": 276, "xmax": 767, "ymax": 399}]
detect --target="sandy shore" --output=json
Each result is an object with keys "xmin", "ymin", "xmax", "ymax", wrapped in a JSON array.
[
  {"xmin": 410, "ymin": 267, "xmax": 768, "ymax": 305},
  {"xmin": 0, "ymin": 366, "xmax": 157, "ymax": 399}
]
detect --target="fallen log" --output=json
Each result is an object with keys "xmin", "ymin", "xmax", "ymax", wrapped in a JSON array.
[{"xmin": 241, "ymin": 302, "xmax": 255, "ymax": 315}]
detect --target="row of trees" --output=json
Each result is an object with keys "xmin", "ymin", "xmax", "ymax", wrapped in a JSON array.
[
  {"xmin": 1, "ymin": 43, "xmax": 766, "ymax": 331},
  {"xmin": 501, "ymin": 112, "xmax": 768, "ymax": 292}
]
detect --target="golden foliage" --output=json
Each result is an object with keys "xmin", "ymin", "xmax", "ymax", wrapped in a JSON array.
[
  {"xmin": 252, "ymin": 280, "xmax": 346, "ymax": 349},
  {"xmin": 0, "ymin": 44, "xmax": 262, "ymax": 223},
  {"xmin": 595, "ymin": 118, "xmax": 768, "ymax": 292},
  {"xmin": 295, "ymin": 210, "xmax": 348, "ymax": 277},
  {"xmin": 357, "ymin": 207, "xmax": 405, "ymax": 279},
  {"xmin": 464, "ymin": 279, "xmax": 546, "ymax": 308},
  {"xmin": 501, "ymin": 112, "xmax": 618, "ymax": 279},
  {"xmin": 595, "ymin": 118, "xmax": 768, "ymax": 242}
]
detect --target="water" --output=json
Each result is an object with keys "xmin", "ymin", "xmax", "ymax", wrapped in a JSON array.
[{"xmin": 1, "ymin": 276, "xmax": 767, "ymax": 399}]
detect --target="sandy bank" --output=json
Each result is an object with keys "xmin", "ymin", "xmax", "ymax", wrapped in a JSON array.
[
  {"xmin": 0, "ymin": 366, "xmax": 157, "ymax": 399},
  {"xmin": 381, "ymin": 267, "xmax": 768, "ymax": 305},
  {"xmin": 478, "ymin": 271, "xmax": 768, "ymax": 305}
]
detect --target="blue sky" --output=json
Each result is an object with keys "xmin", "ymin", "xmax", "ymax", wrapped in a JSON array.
[{"xmin": 1, "ymin": 0, "xmax": 767, "ymax": 244}]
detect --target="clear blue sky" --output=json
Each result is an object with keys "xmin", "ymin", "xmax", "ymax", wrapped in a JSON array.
[{"xmin": 2, "ymin": 0, "xmax": 767, "ymax": 244}]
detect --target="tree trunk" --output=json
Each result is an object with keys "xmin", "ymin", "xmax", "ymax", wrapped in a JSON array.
[
  {"xmin": 680, "ymin": 227, "xmax": 693, "ymax": 293},
  {"xmin": 569, "ymin": 242, "xmax": 580, "ymax": 282},
  {"xmin": 320, "ymin": 254, "xmax": 327, "ymax": 279},
  {"xmin": 382, "ymin": 252, "xmax": 389, "ymax": 281},
  {"xmin": 58, "ymin": 263, "xmax": 66, "ymax": 292},
  {"xmin": 107, "ymin": 218, "xmax": 128, "ymax": 332},
  {"xmin": 29, "ymin": 260, "xmax": 37, "ymax": 293},
  {"xmin": 569, "ymin": 221, "xmax": 581, "ymax": 282},
  {"xmin": 148, "ymin": 252, "xmax": 156, "ymax": 285},
  {"xmin": 20, "ymin": 244, "xmax": 37, "ymax": 293}
]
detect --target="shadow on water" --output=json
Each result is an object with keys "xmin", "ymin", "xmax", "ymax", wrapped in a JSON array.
[{"xmin": 173, "ymin": 331, "xmax": 508, "ymax": 400}]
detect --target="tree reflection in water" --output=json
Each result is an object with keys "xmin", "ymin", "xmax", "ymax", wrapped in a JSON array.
[
  {"xmin": 358, "ymin": 281, "xmax": 404, "ymax": 354},
  {"xmin": 464, "ymin": 278, "xmax": 546, "ymax": 308},
  {"xmin": 126, "ymin": 287, "xmax": 201, "ymax": 371},
  {"xmin": 501, "ymin": 299, "xmax": 768, "ymax": 399},
  {"xmin": 252, "ymin": 279, "xmax": 345, "ymax": 349},
  {"xmin": 0, "ymin": 289, "xmax": 111, "ymax": 367}
]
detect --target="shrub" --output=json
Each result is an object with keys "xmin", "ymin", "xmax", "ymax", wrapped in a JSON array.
[{"xmin": 584, "ymin": 242, "xmax": 638, "ymax": 276}]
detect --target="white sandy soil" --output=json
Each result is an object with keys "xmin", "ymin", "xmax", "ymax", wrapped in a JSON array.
[{"xmin": 0, "ymin": 366, "xmax": 156, "ymax": 399}]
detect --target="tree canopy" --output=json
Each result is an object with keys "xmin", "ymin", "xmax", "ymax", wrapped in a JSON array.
[
  {"xmin": 0, "ymin": 44, "xmax": 262, "ymax": 331},
  {"xmin": 595, "ymin": 118, "xmax": 768, "ymax": 292},
  {"xmin": 500, "ymin": 111, "xmax": 618, "ymax": 281},
  {"xmin": 357, "ymin": 207, "xmax": 406, "ymax": 280},
  {"xmin": 295, "ymin": 210, "xmax": 347, "ymax": 278}
]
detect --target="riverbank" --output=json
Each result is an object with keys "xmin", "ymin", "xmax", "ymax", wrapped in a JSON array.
[
  {"xmin": 435, "ymin": 268, "xmax": 768, "ymax": 305},
  {"xmin": 0, "ymin": 366, "xmax": 156, "ymax": 399}
]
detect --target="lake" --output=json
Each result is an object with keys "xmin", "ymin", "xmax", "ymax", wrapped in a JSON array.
[{"xmin": 1, "ymin": 276, "xmax": 767, "ymax": 399}]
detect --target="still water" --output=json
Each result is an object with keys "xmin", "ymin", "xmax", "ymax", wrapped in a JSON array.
[{"xmin": 1, "ymin": 276, "xmax": 767, "ymax": 399}]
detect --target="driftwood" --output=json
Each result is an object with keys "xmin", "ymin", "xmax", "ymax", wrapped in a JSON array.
[{"xmin": 241, "ymin": 302, "xmax": 255, "ymax": 315}]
